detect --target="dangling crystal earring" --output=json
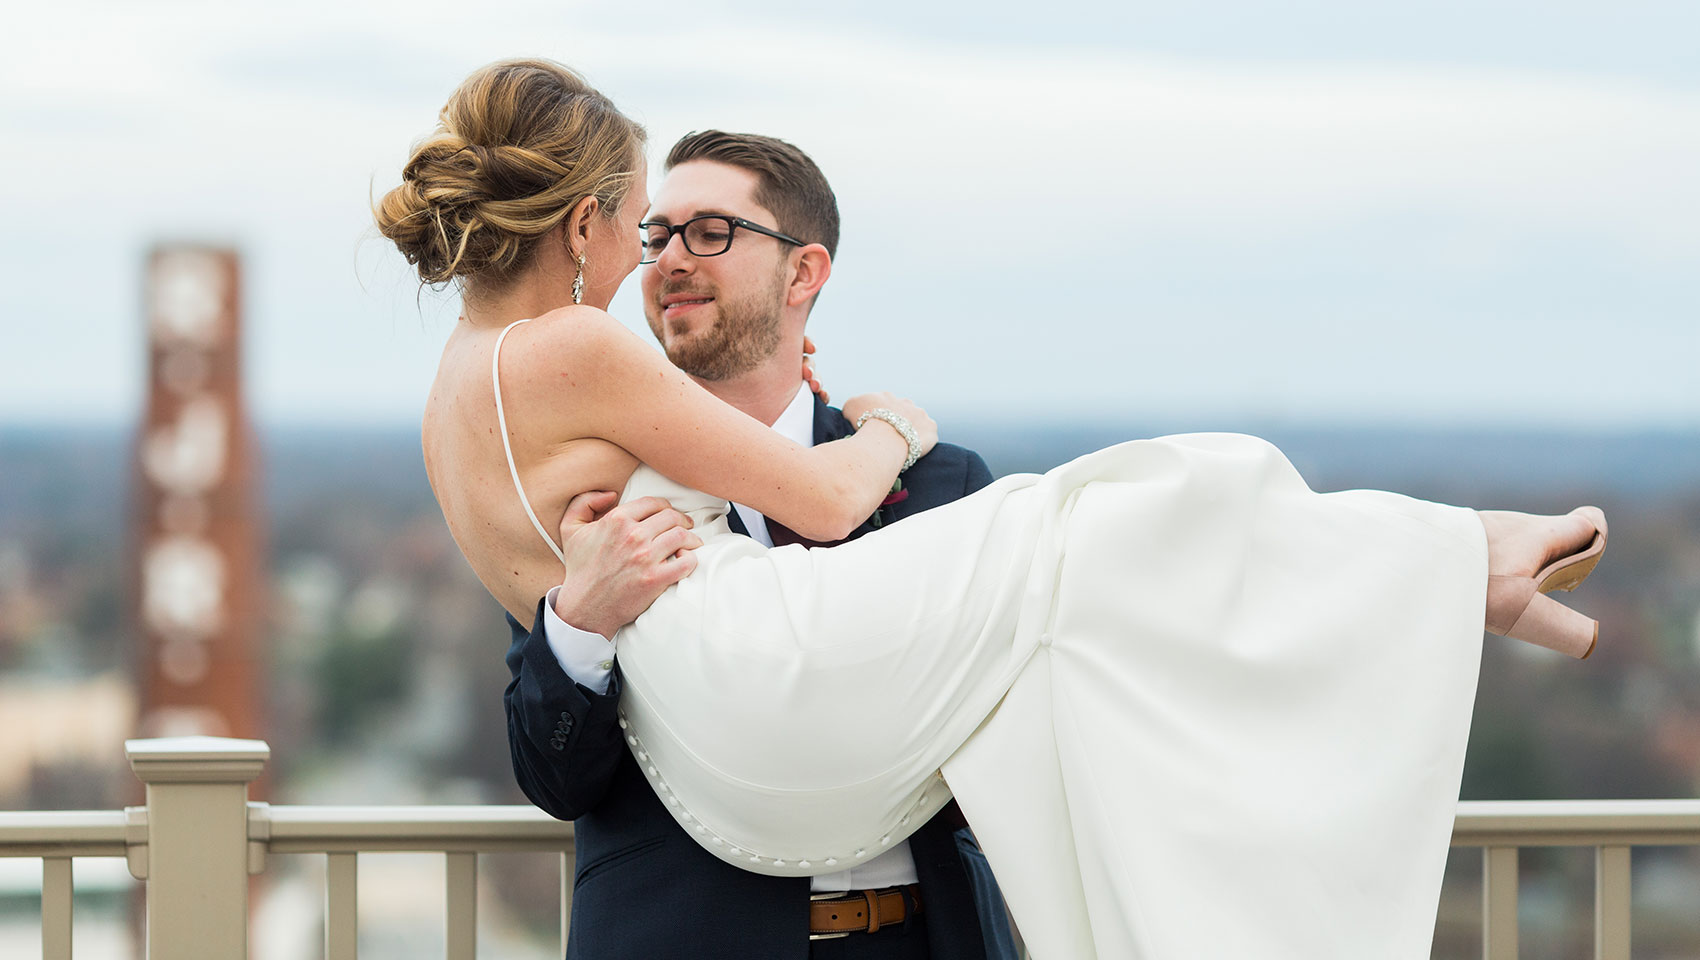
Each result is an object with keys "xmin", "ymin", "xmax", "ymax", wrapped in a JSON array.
[{"xmin": 572, "ymin": 253, "xmax": 586, "ymax": 305}]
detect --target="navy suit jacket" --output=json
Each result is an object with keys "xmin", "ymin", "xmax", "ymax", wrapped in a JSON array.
[{"xmin": 505, "ymin": 397, "xmax": 999, "ymax": 959}]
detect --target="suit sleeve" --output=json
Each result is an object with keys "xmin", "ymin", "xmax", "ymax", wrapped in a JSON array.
[
  {"xmin": 962, "ymin": 450, "xmax": 994, "ymax": 496},
  {"xmin": 505, "ymin": 600, "xmax": 628, "ymax": 820},
  {"xmin": 541, "ymin": 586, "xmax": 616, "ymax": 694}
]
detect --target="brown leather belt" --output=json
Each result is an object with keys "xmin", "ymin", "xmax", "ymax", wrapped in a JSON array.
[{"xmin": 808, "ymin": 885, "xmax": 923, "ymax": 939}]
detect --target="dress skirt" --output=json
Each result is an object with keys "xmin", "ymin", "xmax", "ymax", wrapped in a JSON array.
[{"xmin": 612, "ymin": 433, "xmax": 1487, "ymax": 959}]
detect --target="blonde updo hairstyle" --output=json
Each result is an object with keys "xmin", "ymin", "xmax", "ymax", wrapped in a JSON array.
[{"xmin": 376, "ymin": 59, "xmax": 646, "ymax": 293}]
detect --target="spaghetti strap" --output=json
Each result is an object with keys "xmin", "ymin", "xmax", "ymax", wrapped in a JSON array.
[{"xmin": 492, "ymin": 318, "xmax": 565, "ymax": 563}]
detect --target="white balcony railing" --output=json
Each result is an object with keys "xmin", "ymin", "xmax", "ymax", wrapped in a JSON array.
[
  {"xmin": 1, "ymin": 737, "xmax": 1697, "ymax": 959},
  {"xmin": 0, "ymin": 737, "xmax": 577, "ymax": 960},
  {"xmin": 1451, "ymin": 799, "xmax": 1700, "ymax": 959}
]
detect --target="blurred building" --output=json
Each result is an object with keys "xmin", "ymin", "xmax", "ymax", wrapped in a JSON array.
[{"xmin": 130, "ymin": 246, "xmax": 265, "ymax": 742}]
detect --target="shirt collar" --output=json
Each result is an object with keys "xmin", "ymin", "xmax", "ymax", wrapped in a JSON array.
[{"xmin": 772, "ymin": 383, "xmax": 816, "ymax": 448}]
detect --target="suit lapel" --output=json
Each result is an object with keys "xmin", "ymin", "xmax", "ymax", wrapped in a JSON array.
[
  {"xmin": 726, "ymin": 506, "xmax": 751, "ymax": 538},
  {"xmin": 812, "ymin": 395, "xmax": 853, "ymax": 444}
]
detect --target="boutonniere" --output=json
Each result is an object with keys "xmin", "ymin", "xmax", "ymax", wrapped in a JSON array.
[{"xmin": 869, "ymin": 478, "xmax": 910, "ymax": 528}]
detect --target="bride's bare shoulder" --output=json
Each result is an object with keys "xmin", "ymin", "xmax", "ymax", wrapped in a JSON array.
[
  {"xmin": 500, "ymin": 305, "xmax": 658, "ymax": 380},
  {"xmin": 523, "ymin": 304, "xmax": 633, "ymax": 349}
]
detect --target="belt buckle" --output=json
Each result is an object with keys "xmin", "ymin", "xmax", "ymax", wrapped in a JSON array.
[{"xmin": 808, "ymin": 891, "xmax": 852, "ymax": 940}]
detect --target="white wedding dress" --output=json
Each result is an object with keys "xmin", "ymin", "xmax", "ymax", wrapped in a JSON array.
[{"xmin": 494, "ymin": 324, "xmax": 1490, "ymax": 959}]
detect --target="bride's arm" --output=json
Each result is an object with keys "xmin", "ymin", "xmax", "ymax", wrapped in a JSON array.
[{"xmin": 508, "ymin": 308, "xmax": 932, "ymax": 543}]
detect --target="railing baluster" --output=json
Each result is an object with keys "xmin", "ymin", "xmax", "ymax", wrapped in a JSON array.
[
  {"xmin": 41, "ymin": 857, "xmax": 72, "ymax": 960},
  {"xmin": 446, "ymin": 851, "xmax": 477, "ymax": 960},
  {"xmin": 326, "ymin": 852, "xmax": 358, "ymax": 960},
  {"xmin": 560, "ymin": 851, "xmax": 573, "ymax": 955},
  {"xmin": 1594, "ymin": 845, "xmax": 1630, "ymax": 960},
  {"xmin": 1482, "ymin": 846, "xmax": 1518, "ymax": 960}
]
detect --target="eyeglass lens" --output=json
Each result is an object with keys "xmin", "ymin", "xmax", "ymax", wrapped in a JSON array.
[{"xmin": 641, "ymin": 217, "xmax": 736, "ymax": 262}]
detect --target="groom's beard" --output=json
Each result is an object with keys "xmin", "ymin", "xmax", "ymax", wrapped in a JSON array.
[{"xmin": 650, "ymin": 271, "xmax": 786, "ymax": 382}]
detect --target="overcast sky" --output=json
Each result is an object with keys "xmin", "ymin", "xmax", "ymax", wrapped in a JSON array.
[{"xmin": 2, "ymin": 0, "xmax": 1695, "ymax": 429}]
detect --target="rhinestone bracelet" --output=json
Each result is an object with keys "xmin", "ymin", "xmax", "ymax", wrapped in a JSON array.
[{"xmin": 854, "ymin": 408, "xmax": 923, "ymax": 472}]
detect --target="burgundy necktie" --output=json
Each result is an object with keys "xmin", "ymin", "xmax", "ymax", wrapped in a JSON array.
[{"xmin": 765, "ymin": 518, "xmax": 835, "ymax": 550}]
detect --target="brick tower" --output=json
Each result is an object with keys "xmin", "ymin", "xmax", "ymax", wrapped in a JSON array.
[{"xmin": 131, "ymin": 246, "xmax": 264, "ymax": 741}]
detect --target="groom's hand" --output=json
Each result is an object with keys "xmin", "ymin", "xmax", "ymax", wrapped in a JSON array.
[
  {"xmin": 553, "ymin": 492, "xmax": 702, "ymax": 641},
  {"xmin": 802, "ymin": 334, "xmax": 829, "ymax": 405}
]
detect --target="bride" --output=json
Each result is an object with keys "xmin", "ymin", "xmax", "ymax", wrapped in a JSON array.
[{"xmin": 382, "ymin": 59, "xmax": 1607, "ymax": 958}]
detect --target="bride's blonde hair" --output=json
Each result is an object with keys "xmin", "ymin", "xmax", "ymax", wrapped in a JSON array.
[{"xmin": 375, "ymin": 58, "xmax": 646, "ymax": 290}]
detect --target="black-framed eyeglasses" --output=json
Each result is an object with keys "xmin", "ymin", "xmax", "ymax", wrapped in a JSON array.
[{"xmin": 639, "ymin": 215, "xmax": 806, "ymax": 264}]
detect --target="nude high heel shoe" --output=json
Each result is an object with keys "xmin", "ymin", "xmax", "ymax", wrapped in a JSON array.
[{"xmin": 1485, "ymin": 509, "xmax": 1607, "ymax": 659}]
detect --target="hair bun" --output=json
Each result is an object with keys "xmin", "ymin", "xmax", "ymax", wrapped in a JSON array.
[{"xmin": 375, "ymin": 59, "xmax": 645, "ymax": 288}]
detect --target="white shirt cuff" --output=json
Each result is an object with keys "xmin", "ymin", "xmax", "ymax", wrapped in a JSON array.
[{"xmin": 541, "ymin": 585, "xmax": 616, "ymax": 695}]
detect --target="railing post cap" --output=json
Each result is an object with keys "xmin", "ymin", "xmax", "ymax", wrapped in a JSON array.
[{"xmin": 126, "ymin": 736, "xmax": 270, "ymax": 783}]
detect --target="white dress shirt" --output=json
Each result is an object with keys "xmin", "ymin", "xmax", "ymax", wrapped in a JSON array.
[{"xmin": 542, "ymin": 383, "xmax": 920, "ymax": 892}]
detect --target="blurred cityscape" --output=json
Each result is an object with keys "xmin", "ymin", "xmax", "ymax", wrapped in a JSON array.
[{"xmin": 2, "ymin": 420, "xmax": 1699, "ymax": 957}]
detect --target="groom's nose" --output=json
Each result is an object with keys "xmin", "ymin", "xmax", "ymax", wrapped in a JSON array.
[{"xmin": 654, "ymin": 233, "xmax": 697, "ymax": 275}]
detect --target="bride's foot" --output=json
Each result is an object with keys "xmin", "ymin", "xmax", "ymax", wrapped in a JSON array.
[{"xmin": 1479, "ymin": 507, "xmax": 1607, "ymax": 659}]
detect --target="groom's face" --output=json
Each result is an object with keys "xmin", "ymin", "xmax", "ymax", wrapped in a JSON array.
[{"xmin": 641, "ymin": 160, "xmax": 790, "ymax": 382}]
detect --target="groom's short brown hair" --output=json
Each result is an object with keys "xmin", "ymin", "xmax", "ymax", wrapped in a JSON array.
[{"xmin": 665, "ymin": 131, "xmax": 840, "ymax": 259}]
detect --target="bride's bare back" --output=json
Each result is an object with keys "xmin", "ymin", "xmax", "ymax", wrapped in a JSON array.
[{"xmin": 423, "ymin": 314, "xmax": 643, "ymax": 621}]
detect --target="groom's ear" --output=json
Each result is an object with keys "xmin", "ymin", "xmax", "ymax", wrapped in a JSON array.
[{"xmin": 785, "ymin": 243, "xmax": 832, "ymax": 310}]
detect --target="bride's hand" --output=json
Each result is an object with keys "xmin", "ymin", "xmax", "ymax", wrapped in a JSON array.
[{"xmin": 842, "ymin": 392, "xmax": 938, "ymax": 463}]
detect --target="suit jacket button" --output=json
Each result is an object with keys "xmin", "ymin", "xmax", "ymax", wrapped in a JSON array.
[
  {"xmin": 560, "ymin": 712, "xmax": 570, "ymax": 721},
  {"xmin": 550, "ymin": 736, "xmax": 565, "ymax": 751}
]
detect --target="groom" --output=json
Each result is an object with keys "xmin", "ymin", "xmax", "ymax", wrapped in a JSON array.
[{"xmin": 504, "ymin": 131, "xmax": 1014, "ymax": 959}]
